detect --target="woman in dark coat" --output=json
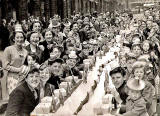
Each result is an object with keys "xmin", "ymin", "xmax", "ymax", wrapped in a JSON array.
[
  {"xmin": 39, "ymin": 29, "xmax": 57, "ymax": 62},
  {"xmin": 26, "ymin": 31, "xmax": 43, "ymax": 64}
]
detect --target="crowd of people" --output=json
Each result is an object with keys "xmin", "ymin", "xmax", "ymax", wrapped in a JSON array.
[{"xmin": 0, "ymin": 7, "xmax": 160, "ymax": 116}]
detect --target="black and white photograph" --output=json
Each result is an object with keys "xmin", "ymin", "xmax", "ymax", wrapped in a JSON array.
[{"xmin": 0, "ymin": 0, "xmax": 160, "ymax": 115}]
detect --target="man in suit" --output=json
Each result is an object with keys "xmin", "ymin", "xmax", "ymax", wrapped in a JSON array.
[{"xmin": 6, "ymin": 68, "xmax": 40, "ymax": 116}]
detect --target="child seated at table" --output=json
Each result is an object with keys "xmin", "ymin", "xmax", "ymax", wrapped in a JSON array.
[
  {"xmin": 132, "ymin": 60, "xmax": 155, "ymax": 115},
  {"xmin": 65, "ymin": 51, "xmax": 82, "ymax": 79},
  {"xmin": 24, "ymin": 53, "xmax": 40, "ymax": 69},
  {"xmin": 116, "ymin": 78, "xmax": 149, "ymax": 116},
  {"xmin": 47, "ymin": 58, "xmax": 66, "ymax": 89},
  {"xmin": 39, "ymin": 67, "xmax": 55, "ymax": 100},
  {"xmin": 40, "ymin": 46, "xmax": 63, "ymax": 70}
]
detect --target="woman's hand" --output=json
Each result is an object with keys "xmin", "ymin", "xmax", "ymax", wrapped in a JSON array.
[
  {"xmin": 39, "ymin": 45, "xmax": 45, "ymax": 51},
  {"xmin": 19, "ymin": 65, "xmax": 30, "ymax": 75}
]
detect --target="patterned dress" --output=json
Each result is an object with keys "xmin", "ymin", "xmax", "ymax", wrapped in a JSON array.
[{"xmin": 3, "ymin": 45, "xmax": 28, "ymax": 94}]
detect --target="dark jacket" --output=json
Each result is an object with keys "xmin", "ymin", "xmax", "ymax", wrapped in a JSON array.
[
  {"xmin": 47, "ymin": 73, "xmax": 66, "ymax": 89},
  {"xmin": 123, "ymin": 97, "xmax": 149, "ymax": 116},
  {"xmin": 79, "ymin": 31, "xmax": 89, "ymax": 42},
  {"xmin": 117, "ymin": 81, "xmax": 128, "ymax": 105},
  {"xmin": 6, "ymin": 81, "xmax": 39, "ymax": 116},
  {"xmin": 40, "ymin": 82, "xmax": 55, "ymax": 97},
  {"xmin": 0, "ymin": 25, "xmax": 10, "ymax": 50},
  {"xmin": 39, "ymin": 41, "xmax": 52, "ymax": 62}
]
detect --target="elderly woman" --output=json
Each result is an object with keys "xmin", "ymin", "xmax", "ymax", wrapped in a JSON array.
[{"xmin": 3, "ymin": 24, "xmax": 29, "ymax": 95}]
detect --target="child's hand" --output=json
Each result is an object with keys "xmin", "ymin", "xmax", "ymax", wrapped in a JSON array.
[
  {"xmin": 33, "ymin": 63, "xmax": 40, "ymax": 69},
  {"xmin": 150, "ymin": 51, "xmax": 158, "ymax": 59},
  {"xmin": 155, "ymin": 75, "xmax": 160, "ymax": 85}
]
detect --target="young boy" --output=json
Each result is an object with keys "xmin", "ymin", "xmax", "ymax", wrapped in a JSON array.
[
  {"xmin": 6, "ymin": 68, "xmax": 40, "ymax": 116},
  {"xmin": 65, "ymin": 51, "xmax": 82, "ymax": 79},
  {"xmin": 116, "ymin": 78, "xmax": 149, "ymax": 116}
]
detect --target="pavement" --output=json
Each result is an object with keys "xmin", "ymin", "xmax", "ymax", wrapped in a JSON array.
[
  {"xmin": 0, "ymin": 51, "xmax": 8, "ymax": 100},
  {"xmin": 0, "ymin": 51, "xmax": 7, "ymax": 116}
]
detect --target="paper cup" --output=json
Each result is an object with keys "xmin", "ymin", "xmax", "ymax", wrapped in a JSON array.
[
  {"xmin": 65, "ymin": 76, "xmax": 73, "ymax": 82},
  {"xmin": 59, "ymin": 82, "xmax": 68, "ymax": 90},
  {"xmin": 59, "ymin": 88, "xmax": 67, "ymax": 97},
  {"xmin": 93, "ymin": 103, "xmax": 103, "ymax": 115},
  {"xmin": 101, "ymin": 104, "xmax": 110, "ymax": 114},
  {"xmin": 41, "ymin": 96, "xmax": 53, "ymax": 103},
  {"xmin": 54, "ymin": 89, "xmax": 60, "ymax": 97},
  {"xmin": 74, "ymin": 76, "xmax": 79, "ymax": 82}
]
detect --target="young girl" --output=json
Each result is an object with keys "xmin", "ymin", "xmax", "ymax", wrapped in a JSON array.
[
  {"xmin": 24, "ymin": 53, "xmax": 40, "ymax": 70},
  {"xmin": 116, "ymin": 78, "xmax": 149, "ymax": 116},
  {"xmin": 40, "ymin": 46, "xmax": 63, "ymax": 70},
  {"xmin": 39, "ymin": 68, "xmax": 55, "ymax": 100},
  {"xmin": 132, "ymin": 60, "xmax": 155, "ymax": 115},
  {"xmin": 65, "ymin": 51, "xmax": 82, "ymax": 79},
  {"xmin": 47, "ymin": 58, "xmax": 66, "ymax": 89},
  {"xmin": 142, "ymin": 40, "xmax": 151, "ymax": 55}
]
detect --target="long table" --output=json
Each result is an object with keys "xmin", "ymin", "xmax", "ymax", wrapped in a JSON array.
[
  {"xmin": 31, "ymin": 43, "xmax": 120, "ymax": 116},
  {"xmin": 52, "ymin": 49, "xmax": 118, "ymax": 116},
  {"xmin": 52, "ymin": 59, "xmax": 100, "ymax": 116},
  {"xmin": 77, "ymin": 52, "xmax": 117, "ymax": 116}
]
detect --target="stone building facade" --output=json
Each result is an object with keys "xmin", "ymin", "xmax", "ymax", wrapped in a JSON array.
[{"xmin": 0, "ymin": 0, "xmax": 121, "ymax": 22}]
